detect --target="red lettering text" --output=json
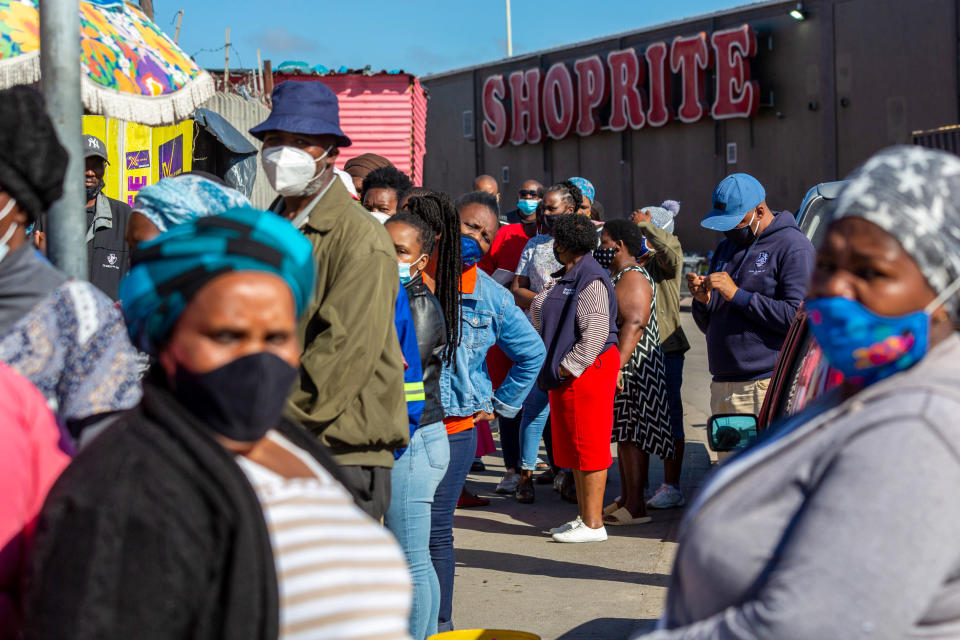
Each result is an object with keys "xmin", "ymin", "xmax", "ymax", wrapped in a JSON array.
[
  {"xmin": 607, "ymin": 49, "xmax": 645, "ymax": 130},
  {"xmin": 645, "ymin": 41, "xmax": 671, "ymax": 127},
  {"xmin": 574, "ymin": 55, "xmax": 607, "ymax": 137},
  {"xmin": 509, "ymin": 68, "xmax": 542, "ymax": 145},
  {"xmin": 542, "ymin": 63, "xmax": 576, "ymax": 140},
  {"xmin": 711, "ymin": 25, "xmax": 759, "ymax": 119},
  {"xmin": 670, "ymin": 33, "xmax": 710, "ymax": 123},
  {"xmin": 482, "ymin": 75, "xmax": 509, "ymax": 147}
]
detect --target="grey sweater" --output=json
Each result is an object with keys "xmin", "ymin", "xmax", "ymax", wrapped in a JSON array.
[{"xmin": 638, "ymin": 334, "xmax": 960, "ymax": 639}]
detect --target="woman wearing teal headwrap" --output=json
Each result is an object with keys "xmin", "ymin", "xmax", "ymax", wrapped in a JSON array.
[{"xmin": 25, "ymin": 208, "xmax": 413, "ymax": 639}]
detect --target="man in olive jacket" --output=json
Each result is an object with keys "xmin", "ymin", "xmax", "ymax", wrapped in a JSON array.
[{"xmin": 251, "ymin": 81, "xmax": 407, "ymax": 519}]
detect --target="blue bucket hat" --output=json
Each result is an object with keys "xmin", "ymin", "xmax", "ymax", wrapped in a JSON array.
[
  {"xmin": 702, "ymin": 173, "xmax": 766, "ymax": 231},
  {"xmin": 250, "ymin": 81, "xmax": 352, "ymax": 147}
]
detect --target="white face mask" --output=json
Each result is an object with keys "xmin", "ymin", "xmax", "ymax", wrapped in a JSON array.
[
  {"xmin": 261, "ymin": 145, "xmax": 333, "ymax": 197},
  {"xmin": 0, "ymin": 198, "xmax": 18, "ymax": 263}
]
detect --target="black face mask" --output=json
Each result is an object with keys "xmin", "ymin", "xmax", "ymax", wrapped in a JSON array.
[
  {"xmin": 723, "ymin": 211, "xmax": 758, "ymax": 246},
  {"xmin": 541, "ymin": 214, "xmax": 558, "ymax": 235},
  {"xmin": 172, "ymin": 352, "xmax": 298, "ymax": 442},
  {"xmin": 593, "ymin": 246, "xmax": 618, "ymax": 270},
  {"xmin": 85, "ymin": 181, "xmax": 103, "ymax": 202}
]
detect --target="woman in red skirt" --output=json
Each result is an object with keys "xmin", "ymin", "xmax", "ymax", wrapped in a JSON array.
[{"xmin": 531, "ymin": 214, "xmax": 619, "ymax": 543}]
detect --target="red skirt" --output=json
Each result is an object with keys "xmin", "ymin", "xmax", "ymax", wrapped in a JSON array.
[{"xmin": 548, "ymin": 346, "xmax": 619, "ymax": 471}]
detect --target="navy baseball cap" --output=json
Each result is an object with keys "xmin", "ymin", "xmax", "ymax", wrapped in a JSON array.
[
  {"xmin": 250, "ymin": 81, "xmax": 352, "ymax": 147},
  {"xmin": 83, "ymin": 134, "xmax": 109, "ymax": 162},
  {"xmin": 702, "ymin": 173, "xmax": 766, "ymax": 231}
]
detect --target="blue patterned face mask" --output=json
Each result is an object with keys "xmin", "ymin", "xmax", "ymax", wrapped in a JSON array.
[
  {"xmin": 461, "ymin": 235, "xmax": 484, "ymax": 268},
  {"xmin": 806, "ymin": 277, "xmax": 960, "ymax": 387}
]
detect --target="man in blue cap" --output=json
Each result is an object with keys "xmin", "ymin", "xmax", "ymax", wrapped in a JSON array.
[
  {"xmin": 687, "ymin": 173, "xmax": 814, "ymax": 417},
  {"xmin": 250, "ymin": 80, "xmax": 408, "ymax": 519}
]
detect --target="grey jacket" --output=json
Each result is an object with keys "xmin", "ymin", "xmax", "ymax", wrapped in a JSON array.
[{"xmin": 639, "ymin": 334, "xmax": 960, "ymax": 639}]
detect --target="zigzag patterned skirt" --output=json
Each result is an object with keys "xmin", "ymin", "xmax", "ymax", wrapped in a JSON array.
[{"xmin": 612, "ymin": 340, "xmax": 675, "ymax": 459}]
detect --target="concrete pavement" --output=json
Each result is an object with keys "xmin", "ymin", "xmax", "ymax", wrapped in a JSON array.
[{"xmin": 448, "ymin": 305, "xmax": 715, "ymax": 639}]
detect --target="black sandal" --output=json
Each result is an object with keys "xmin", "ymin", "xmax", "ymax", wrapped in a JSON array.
[
  {"xmin": 560, "ymin": 471, "xmax": 578, "ymax": 503},
  {"xmin": 535, "ymin": 467, "xmax": 556, "ymax": 485}
]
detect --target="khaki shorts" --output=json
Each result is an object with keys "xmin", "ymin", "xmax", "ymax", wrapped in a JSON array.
[{"xmin": 710, "ymin": 378, "xmax": 770, "ymax": 417}]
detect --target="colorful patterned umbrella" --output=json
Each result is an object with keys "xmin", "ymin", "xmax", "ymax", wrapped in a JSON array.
[{"xmin": 0, "ymin": 0, "xmax": 214, "ymax": 125}]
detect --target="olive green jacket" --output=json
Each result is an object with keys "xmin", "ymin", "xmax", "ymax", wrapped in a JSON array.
[
  {"xmin": 285, "ymin": 179, "xmax": 408, "ymax": 468},
  {"xmin": 637, "ymin": 221, "xmax": 690, "ymax": 355}
]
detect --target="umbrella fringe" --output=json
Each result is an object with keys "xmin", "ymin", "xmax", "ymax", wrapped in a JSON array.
[
  {"xmin": 81, "ymin": 72, "xmax": 216, "ymax": 126},
  {"xmin": 0, "ymin": 51, "xmax": 214, "ymax": 126},
  {"xmin": 0, "ymin": 50, "xmax": 41, "ymax": 88}
]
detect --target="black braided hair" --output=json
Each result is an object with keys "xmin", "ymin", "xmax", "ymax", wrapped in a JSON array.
[
  {"xmin": 546, "ymin": 180, "xmax": 583, "ymax": 215},
  {"xmin": 384, "ymin": 212, "xmax": 437, "ymax": 256},
  {"xmin": 403, "ymin": 193, "xmax": 461, "ymax": 366},
  {"xmin": 602, "ymin": 218, "xmax": 646, "ymax": 256},
  {"xmin": 361, "ymin": 166, "xmax": 414, "ymax": 203}
]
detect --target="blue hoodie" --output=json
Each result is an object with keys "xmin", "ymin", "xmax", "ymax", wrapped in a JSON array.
[{"xmin": 692, "ymin": 211, "xmax": 815, "ymax": 382}]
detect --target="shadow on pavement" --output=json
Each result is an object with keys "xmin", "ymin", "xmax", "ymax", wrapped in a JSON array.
[
  {"xmin": 455, "ymin": 548, "xmax": 670, "ymax": 587},
  {"xmin": 556, "ymin": 617, "xmax": 656, "ymax": 639}
]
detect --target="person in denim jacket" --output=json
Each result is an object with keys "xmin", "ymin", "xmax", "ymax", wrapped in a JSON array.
[{"xmin": 430, "ymin": 190, "xmax": 545, "ymax": 633}]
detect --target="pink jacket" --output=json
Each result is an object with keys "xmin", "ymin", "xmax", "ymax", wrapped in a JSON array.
[{"xmin": 0, "ymin": 362, "xmax": 70, "ymax": 637}]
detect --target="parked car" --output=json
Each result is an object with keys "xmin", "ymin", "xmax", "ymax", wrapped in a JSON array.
[{"xmin": 708, "ymin": 181, "xmax": 847, "ymax": 452}]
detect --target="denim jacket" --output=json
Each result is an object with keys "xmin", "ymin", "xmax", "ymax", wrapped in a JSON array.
[{"xmin": 440, "ymin": 269, "xmax": 546, "ymax": 419}]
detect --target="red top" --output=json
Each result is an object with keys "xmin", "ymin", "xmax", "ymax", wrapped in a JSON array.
[{"xmin": 479, "ymin": 222, "xmax": 536, "ymax": 276}]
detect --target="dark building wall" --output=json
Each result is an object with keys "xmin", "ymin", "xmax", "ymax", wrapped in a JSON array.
[{"xmin": 423, "ymin": 0, "xmax": 959, "ymax": 254}]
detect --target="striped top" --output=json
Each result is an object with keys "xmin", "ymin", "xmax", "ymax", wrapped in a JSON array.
[
  {"xmin": 237, "ymin": 431, "xmax": 412, "ymax": 640},
  {"xmin": 532, "ymin": 278, "xmax": 612, "ymax": 377}
]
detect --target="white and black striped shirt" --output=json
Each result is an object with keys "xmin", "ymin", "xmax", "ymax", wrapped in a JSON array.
[
  {"xmin": 237, "ymin": 432, "xmax": 412, "ymax": 640},
  {"xmin": 532, "ymin": 278, "xmax": 612, "ymax": 377}
]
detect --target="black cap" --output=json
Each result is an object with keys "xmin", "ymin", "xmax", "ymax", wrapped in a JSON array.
[{"xmin": 83, "ymin": 134, "xmax": 109, "ymax": 162}]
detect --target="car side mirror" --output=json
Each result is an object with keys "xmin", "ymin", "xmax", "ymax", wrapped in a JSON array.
[{"xmin": 707, "ymin": 414, "xmax": 759, "ymax": 452}]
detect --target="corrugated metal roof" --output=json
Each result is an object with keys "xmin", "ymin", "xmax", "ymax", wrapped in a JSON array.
[
  {"xmin": 199, "ymin": 92, "xmax": 276, "ymax": 208},
  {"xmin": 274, "ymin": 74, "xmax": 427, "ymax": 183}
]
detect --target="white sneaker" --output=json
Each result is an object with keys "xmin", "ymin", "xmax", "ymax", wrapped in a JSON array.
[
  {"xmin": 552, "ymin": 520, "xmax": 607, "ymax": 543},
  {"xmin": 646, "ymin": 484, "xmax": 686, "ymax": 509},
  {"xmin": 549, "ymin": 516, "xmax": 582, "ymax": 535},
  {"xmin": 495, "ymin": 470, "xmax": 521, "ymax": 494}
]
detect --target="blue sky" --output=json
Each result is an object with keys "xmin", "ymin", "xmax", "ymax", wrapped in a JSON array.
[{"xmin": 173, "ymin": 1, "xmax": 750, "ymax": 77}]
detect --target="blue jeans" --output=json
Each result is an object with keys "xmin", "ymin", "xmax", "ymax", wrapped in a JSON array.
[
  {"xmin": 499, "ymin": 413, "xmax": 521, "ymax": 470},
  {"xmin": 385, "ymin": 422, "xmax": 450, "ymax": 640},
  {"xmin": 664, "ymin": 353, "xmax": 685, "ymax": 440},
  {"xmin": 430, "ymin": 427, "xmax": 477, "ymax": 633},
  {"xmin": 518, "ymin": 385, "xmax": 550, "ymax": 471}
]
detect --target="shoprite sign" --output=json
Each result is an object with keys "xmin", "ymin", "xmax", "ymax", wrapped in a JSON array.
[{"xmin": 482, "ymin": 24, "xmax": 760, "ymax": 147}]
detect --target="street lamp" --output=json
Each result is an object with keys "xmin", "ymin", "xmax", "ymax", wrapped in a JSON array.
[{"xmin": 789, "ymin": 2, "xmax": 807, "ymax": 20}]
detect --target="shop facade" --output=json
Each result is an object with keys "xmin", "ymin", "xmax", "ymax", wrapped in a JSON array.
[{"xmin": 422, "ymin": 0, "xmax": 960, "ymax": 252}]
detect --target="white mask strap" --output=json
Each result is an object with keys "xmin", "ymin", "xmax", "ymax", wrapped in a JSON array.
[{"xmin": 925, "ymin": 275, "xmax": 960, "ymax": 314}]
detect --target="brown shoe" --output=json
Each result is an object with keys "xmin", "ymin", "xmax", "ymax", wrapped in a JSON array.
[{"xmin": 515, "ymin": 472, "xmax": 535, "ymax": 504}]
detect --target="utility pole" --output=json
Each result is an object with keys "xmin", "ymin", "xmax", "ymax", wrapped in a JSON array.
[
  {"xmin": 256, "ymin": 48, "xmax": 264, "ymax": 97},
  {"xmin": 223, "ymin": 27, "xmax": 230, "ymax": 93},
  {"xmin": 505, "ymin": 0, "xmax": 513, "ymax": 57},
  {"xmin": 174, "ymin": 9, "xmax": 183, "ymax": 44},
  {"xmin": 40, "ymin": 0, "xmax": 86, "ymax": 279}
]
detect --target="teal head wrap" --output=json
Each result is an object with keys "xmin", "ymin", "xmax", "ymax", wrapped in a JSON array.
[{"xmin": 119, "ymin": 207, "xmax": 315, "ymax": 354}]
